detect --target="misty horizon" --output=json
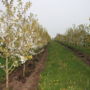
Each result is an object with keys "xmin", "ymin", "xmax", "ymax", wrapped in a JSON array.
[{"xmin": 30, "ymin": 0, "xmax": 90, "ymax": 37}]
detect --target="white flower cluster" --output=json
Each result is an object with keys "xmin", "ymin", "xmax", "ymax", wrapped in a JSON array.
[{"xmin": 19, "ymin": 56, "xmax": 27, "ymax": 64}]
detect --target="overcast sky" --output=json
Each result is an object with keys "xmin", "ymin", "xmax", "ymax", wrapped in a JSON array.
[
  {"xmin": 0, "ymin": 0, "xmax": 90, "ymax": 37},
  {"xmin": 30, "ymin": 0, "xmax": 90, "ymax": 37}
]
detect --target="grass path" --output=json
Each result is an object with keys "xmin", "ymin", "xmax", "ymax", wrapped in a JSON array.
[{"xmin": 39, "ymin": 41, "xmax": 90, "ymax": 90}]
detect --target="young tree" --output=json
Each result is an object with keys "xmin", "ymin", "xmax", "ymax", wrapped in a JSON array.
[
  {"xmin": 0, "ymin": 0, "xmax": 32, "ymax": 89},
  {"xmin": 0, "ymin": 0, "xmax": 51, "ymax": 89}
]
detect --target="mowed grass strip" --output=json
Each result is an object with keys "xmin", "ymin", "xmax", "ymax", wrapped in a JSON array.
[
  {"xmin": 65, "ymin": 43, "xmax": 90, "ymax": 55},
  {"xmin": 39, "ymin": 41, "xmax": 90, "ymax": 90}
]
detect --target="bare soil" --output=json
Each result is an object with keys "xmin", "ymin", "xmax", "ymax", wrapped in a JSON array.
[{"xmin": 0, "ymin": 48, "xmax": 48, "ymax": 90}]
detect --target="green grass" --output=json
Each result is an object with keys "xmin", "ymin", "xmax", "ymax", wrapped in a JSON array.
[
  {"xmin": 39, "ymin": 41, "xmax": 90, "ymax": 90},
  {"xmin": 73, "ymin": 45, "xmax": 90, "ymax": 55},
  {"xmin": 65, "ymin": 43, "xmax": 90, "ymax": 55},
  {"xmin": 0, "ymin": 57, "xmax": 5, "ymax": 82}
]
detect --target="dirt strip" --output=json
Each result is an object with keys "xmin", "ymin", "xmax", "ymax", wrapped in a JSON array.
[
  {"xmin": 0, "ymin": 48, "xmax": 48, "ymax": 90},
  {"xmin": 57, "ymin": 41, "xmax": 90, "ymax": 66}
]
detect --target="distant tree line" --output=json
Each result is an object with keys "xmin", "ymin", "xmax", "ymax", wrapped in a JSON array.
[{"xmin": 55, "ymin": 21, "xmax": 90, "ymax": 47}]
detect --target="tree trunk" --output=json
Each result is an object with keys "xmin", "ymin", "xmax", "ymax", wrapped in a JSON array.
[
  {"xmin": 6, "ymin": 57, "xmax": 9, "ymax": 90},
  {"xmin": 23, "ymin": 64, "xmax": 25, "ymax": 77}
]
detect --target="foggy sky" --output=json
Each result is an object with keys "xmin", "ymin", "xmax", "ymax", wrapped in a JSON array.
[{"xmin": 30, "ymin": 0, "xmax": 90, "ymax": 37}]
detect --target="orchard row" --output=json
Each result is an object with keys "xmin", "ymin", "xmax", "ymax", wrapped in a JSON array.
[
  {"xmin": 0, "ymin": 0, "xmax": 51, "ymax": 89},
  {"xmin": 55, "ymin": 23, "xmax": 90, "ymax": 47}
]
